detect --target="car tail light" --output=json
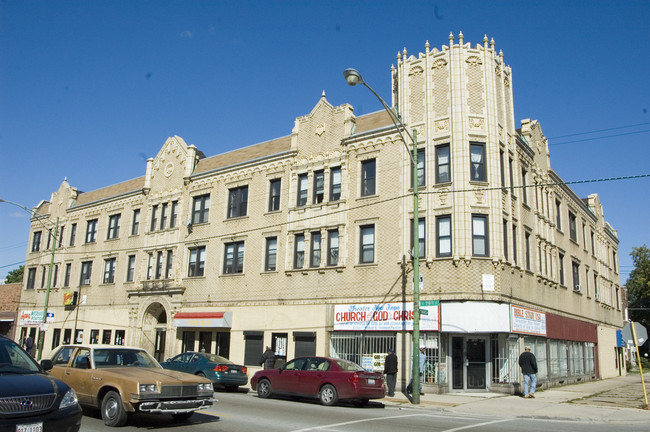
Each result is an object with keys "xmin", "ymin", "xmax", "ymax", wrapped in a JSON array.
[
  {"xmin": 214, "ymin": 365, "xmax": 229, "ymax": 372},
  {"xmin": 241, "ymin": 367, "xmax": 247, "ymax": 374},
  {"xmin": 349, "ymin": 372, "xmax": 360, "ymax": 384}
]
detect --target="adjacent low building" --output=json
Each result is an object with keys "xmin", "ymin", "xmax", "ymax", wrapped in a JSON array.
[{"xmin": 18, "ymin": 33, "xmax": 625, "ymax": 393}]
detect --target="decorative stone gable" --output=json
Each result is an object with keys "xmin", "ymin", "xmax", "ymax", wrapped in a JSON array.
[{"xmin": 147, "ymin": 136, "xmax": 200, "ymax": 194}]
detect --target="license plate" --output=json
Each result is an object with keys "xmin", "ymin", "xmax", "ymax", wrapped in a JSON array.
[
  {"xmin": 367, "ymin": 379, "xmax": 375, "ymax": 385},
  {"xmin": 17, "ymin": 423, "xmax": 43, "ymax": 432}
]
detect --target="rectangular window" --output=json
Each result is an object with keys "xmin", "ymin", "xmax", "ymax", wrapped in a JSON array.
[
  {"xmin": 26, "ymin": 267, "xmax": 36, "ymax": 289},
  {"xmin": 503, "ymin": 220, "xmax": 509, "ymax": 260},
  {"xmin": 436, "ymin": 215, "xmax": 452, "ymax": 257},
  {"xmin": 360, "ymin": 224, "xmax": 375, "ymax": 263},
  {"xmin": 509, "ymin": 157, "xmax": 515, "ymax": 196},
  {"xmin": 294, "ymin": 234, "xmax": 305, "ymax": 269},
  {"xmin": 32, "ymin": 231, "xmax": 42, "ymax": 252},
  {"xmin": 512, "ymin": 225, "xmax": 518, "ymax": 264},
  {"xmin": 327, "ymin": 229, "xmax": 339, "ymax": 266},
  {"xmin": 146, "ymin": 253, "xmax": 153, "ymax": 280},
  {"xmin": 436, "ymin": 144, "xmax": 450, "ymax": 183},
  {"xmin": 228, "ymin": 186, "xmax": 248, "ymax": 218},
  {"xmin": 569, "ymin": 211, "xmax": 577, "ymax": 242},
  {"xmin": 310, "ymin": 232, "xmax": 321, "ymax": 267},
  {"xmin": 499, "ymin": 149, "xmax": 505, "ymax": 188},
  {"xmin": 297, "ymin": 174, "xmax": 308, "ymax": 207},
  {"xmin": 70, "ymin": 223, "xmax": 77, "ymax": 246},
  {"xmin": 131, "ymin": 209, "xmax": 140, "ymax": 235},
  {"xmin": 40, "ymin": 266, "xmax": 46, "ymax": 288},
  {"xmin": 590, "ymin": 231, "xmax": 595, "ymax": 256},
  {"xmin": 46, "ymin": 229, "xmax": 52, "ymax": 250},
  {"xmin": 572, "ymin": 261, "xmax": 580, "ymax": 291},
  {"xmin": 80, "ymin": 261, "xmax": 93, "ymax": 285},
  {"xmin": 361, "ymin": 159, "xmax": 376, "ymax": 196},
  {"xmin": 188, "ymin": 246, "xmax": 206, "ymax": 277},
  {"xmin": 413, "ymin": 148, "xmax": 425, "ymax": 187},
  {"xmin": 521, "ymin": 168, "xmax": 528, "ymax": 204},
  {"xmin": 103, "ymin": 258, "xmax": 116, "ymax": 284},
  {"xmin": 192, "ymin": 194, "xmax": 210, "ymax": 224},
  {"xmin": 555, "ymin": 200, "xmax": 561, "ymax": 230},
  {"xmin": 155, "ymin": 251, "xmax": 164, "ymax": 279},
  {"xmin": 53, "ymin": 264, "xmax": 58, "ymax": 287},
  {"xmin": 150, "ymin": 205, "xmax": 158, "ymax": 232},
  {"xmin": 470, "ymin": 143, "xmax": 486, "ymax": 182},
  {"xmin": 102, "ymin": 330, "xmax": 112, "ymax": 344},
  {"xmin": 330, "ymin": 167, "xmax": 341, "ymax": 201},
  {"xmin": 265, "ymin": 237, "xmax": 277, "ymax": 271},
  {"xmin": 114, "ymin": 330, "xmax": 125, "ymax": 345},
  {"xmin": 313, "ymin": 170, "xmax": 324, "ymax": 204},
  {"xmin": 165, "ymin": 250, "xmax": 173, "ymax": 279},
  {"xmin": 126, "ymin": 255, "xmax": 136, "ymax": 282},
  {"xmin": 64, "ymin": 263, "xmax": 71, "ymax": 287},
  {"xmin": 170, "ymin": 201, "xmax": 178, "ymax": 228},
  {"xmin": 223, "ymin": 241, "xmax": 245, "ymax": 274},
  {"xmin": 411, "ymin": 218, "xmax": 425, "ymax": 258},
  {"xmin": 85, "ymin": 219, "xmax": 97, "ymax": 243},
  {"xmin": 525, "ymin": 232, "xmax": 531, "ymax": 271},
  {"xmin": 58, "ymin": 226, "xmax": 65, "ymax": 248},
  {"xmin": 159, "ymin": 203, "xmax": 168, "ymax": 230},
  {"xmin": 558, "ymin": 253, "xmax": 565, "ymax": 286},
  {"xmin": 269, "ymin": 179, "xmax": 281, "ymax": 212},
  {"xmin": 107, "ymin": 214, "xmax": 121, "ymax": 240},
  {"xmin": 472, "ymin": 215, "xmax": 488, "ymax": 257}
]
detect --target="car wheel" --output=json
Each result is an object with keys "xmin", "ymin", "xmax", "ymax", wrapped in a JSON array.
[
  {"xmin": 171, "ymin": 412, "xmax": 194, "ymax": 421},
  {"xmin": 225, "ymin": 385, "xmax": 238, "ymax": 392},
  {"xmin": 352, "ymin": 398, "xmax": 369, "ymax": 407},
  {"xmin": 101, "ymin": 390, "xmax": 128, "ymax": 427},
  {"xmin": 319, "ymin": 384, "xmax": 338, "ymax": 406},
  {"xmin": 196, "ymin": 372, "xmax": 206, "ymax": 377},
  {"xmin": 257, "ymin": 378, "xmax": 272, "ymax": 399}
]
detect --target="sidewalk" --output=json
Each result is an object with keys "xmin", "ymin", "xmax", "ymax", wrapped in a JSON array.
[{"xmin": 382, "ymin": 373, "xmax": 650, "ymax": 425}]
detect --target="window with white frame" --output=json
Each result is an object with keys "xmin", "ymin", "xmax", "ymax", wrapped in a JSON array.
[
  {"xmin": 436, "ymin": 144, "xmax": 450, "ymax": 183},
  {"xmin": 165, "ymin": 250, "xmax": 173, "ymax": 279},
  {"xmin": 313, "ymin": 170, "xmax": 324, "ymax": 204},
  {"xmin": 413, "ymin": 148, "xmax": 425, "ymax": 188},
  {"xmin": 569, "ymin": 211, "xmax": 577, "ymax": 242},
  {"xmin": 411, "ymin": 218, "xmax": 425, "ymax": 258},
  {"xmin": 170, "ymin": 201, "xmax": 178, "ymax": 228},
  {"xmin": 150, "ymin": 205, "xmax": 158, "ymax": 231},
  {"xmin": 330, "ymin": 167, "xmax": 341, "ymax": 201},
  {"xmin": 26, "ymin": 267, "xmax": 36, "ymax": 289},
  {"xmin": 297, "ymin": 174, "xmax": 308, "ymax": 207},
  {"xmin": 360, "ymin": 224, "xmax": 375, "ymax": 263},
  {"xmin": 32, "ymin": 231, "xmax": 42, "ymax": 252},
  {"xmin": 472, "ymin": 215, "xmax": 488, "ymax": 257},
  {"xmin": 131, "ymin": 209, "xmax": 140, "ymax": 235},
  {"xmin": 80, "ymin": 261, "xmax": 93, "ymax": 285},
  {"xmin": 294, "ymin": 234, "xmax": 305, "ymax": 269},
  {"xmin": 327, "ymin": 229, "xmax": 339, "ymax": 266},
  {"xmin": 265, "ymin": 237, "xmax": 277, "ymax": 271},
  {"xmin": 159, "ymin": 203, "xmax": 168, "ymax": 230},
  {"xmin": 436, "ymin": 215, "xmax": 451, "ymax": 257},
  {"xmin": 310, "ymin": 232, "xmax": 321, "ymax": 267},
  {"xmin": 126, "ymin": 255, "xmax": 136, "ymax": 282}
]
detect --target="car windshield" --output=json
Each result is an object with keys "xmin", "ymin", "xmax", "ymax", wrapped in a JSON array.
[
  {"xmin": 93, "ymin": 348, "xmax": 160, "ymax": 368},
  {"xmin": 202, "ymin": 353, "xmax": 231, "ymax": 364},
  {"xmin": 333, "ymin": 358, "xmax": 365, "ymax": 372},
  {"xmin": 0, "ymin": 338, "xmax": 41, "ymax": 374}
]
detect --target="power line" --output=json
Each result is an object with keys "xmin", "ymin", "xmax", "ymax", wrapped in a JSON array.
[
  {"xmin": 547, "ymin": 122, "xmax": 650, "ymax": 140},
  {"xmin": 550, "ymin": 129, "xmax": 650, "ymax": 146}
]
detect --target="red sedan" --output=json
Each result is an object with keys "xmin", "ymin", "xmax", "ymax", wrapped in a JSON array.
[{"xmin": 251, "ymin": 356, "xmax": 385, "ymax": 407}]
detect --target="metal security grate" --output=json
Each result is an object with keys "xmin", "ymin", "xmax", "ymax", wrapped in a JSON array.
[
  {"xmin": 159, "ymin": 385, "xmax": 197, "ymax": 398},
  {"xmin": 0, "ymin": 393, "xmax": 56, "ymax": 415}
]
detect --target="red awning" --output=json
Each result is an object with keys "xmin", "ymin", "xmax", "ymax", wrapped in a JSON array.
[{"xmin": 172, "ymin": 311, "xmax": 232, "ymax": 328}]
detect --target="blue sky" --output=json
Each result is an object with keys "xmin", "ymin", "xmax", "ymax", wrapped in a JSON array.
[{"xmin": 1, "ymin": 0, "xmax": 649, "ymax": 283}]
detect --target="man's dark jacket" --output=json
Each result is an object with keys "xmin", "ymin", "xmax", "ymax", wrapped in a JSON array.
[
  {"xmin": 384, "ymin": 352, "xmax": 398, "ymax": 374},
  {"xmin": 518, "ymin": 351, "xmax": 538, "ymax": 375}
]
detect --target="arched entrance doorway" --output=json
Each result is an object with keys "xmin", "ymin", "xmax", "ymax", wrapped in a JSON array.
[{"xmin": 142, "ymin": 302, "xmax": 168, "ymax": 362}]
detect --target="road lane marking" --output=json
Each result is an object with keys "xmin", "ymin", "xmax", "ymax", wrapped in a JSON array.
[{"xmin": 441, "ymin": 418, "xmax": 513, "ymax": 431}]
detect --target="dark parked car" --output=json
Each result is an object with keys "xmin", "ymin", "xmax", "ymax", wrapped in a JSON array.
[
  {"xmin": 160, "ymin": 352, "xmax": 248, "ymax": 391},
  {"xmin": 251, "ymin": 356, "xmax": 385, "ymax": 407},
  {"xmin": 0, "ymin": 335, "xmax": 82, "ymax": 432}
]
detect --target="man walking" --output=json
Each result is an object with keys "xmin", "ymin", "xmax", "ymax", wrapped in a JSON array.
[
  {"xmin": 260, "ymin": 346, "xmax": 276, "ymax": 370},
  {"xmin": 24, "ymin": 335, "xmax": 35, "ymax": 357},
  {"xmin": 406, "ymin": 346, "xmax": 427, "ymax": 395},
  {"xmin": 383, "ymin": 348, "xmax": 398, "ymax": 396},
  {"xmin": 518, "ymin": 345, "xmax": 538, "ymax": 398}
]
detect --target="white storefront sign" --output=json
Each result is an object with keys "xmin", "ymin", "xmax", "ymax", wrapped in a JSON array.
[
  {"xmin": 20, "ymin": 310, "xmax": 54, "ymax": 326},
  {"xmin": 333, "ymin": 302, "xmax": 439, "ymax": 331},
  {"xmin": 510, "ymin": 305, "xmax": 547, "ymax": 336}
]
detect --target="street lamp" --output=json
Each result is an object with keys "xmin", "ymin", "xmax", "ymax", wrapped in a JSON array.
[
  {"xmin": 343, "ymin": 68, "xmax": 422, "ymax": 403},
  {"xmin": 0, "ymin": 198, "xmax": 58, "ymax": 360}
]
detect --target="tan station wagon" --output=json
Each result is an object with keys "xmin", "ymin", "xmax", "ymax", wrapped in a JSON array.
[{"xmin": 47, "ymin": 344, "xmax": 215, "ymax": 427}]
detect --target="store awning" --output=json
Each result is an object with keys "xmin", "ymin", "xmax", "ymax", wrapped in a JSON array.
[{"xmin": 172, "ymin": 312, "xmax": 232, "ymax": 328}]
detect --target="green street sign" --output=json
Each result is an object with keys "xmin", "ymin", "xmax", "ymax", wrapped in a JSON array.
[
  {"xmin": 420, "ymin": 309, "xmax": 429, "ymax": 316},
  {"xmin": 420, "ymin": 300, "xmax": 439, "ymax": 306}
]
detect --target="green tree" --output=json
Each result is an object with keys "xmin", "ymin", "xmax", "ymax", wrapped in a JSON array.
[
  {"xmin": 627, "ymin": 245, "xmax": 650, "ymax": 331},
  {"xmin": 5, "ymin": 265, "xmax": 24, "ymax": 283}
]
